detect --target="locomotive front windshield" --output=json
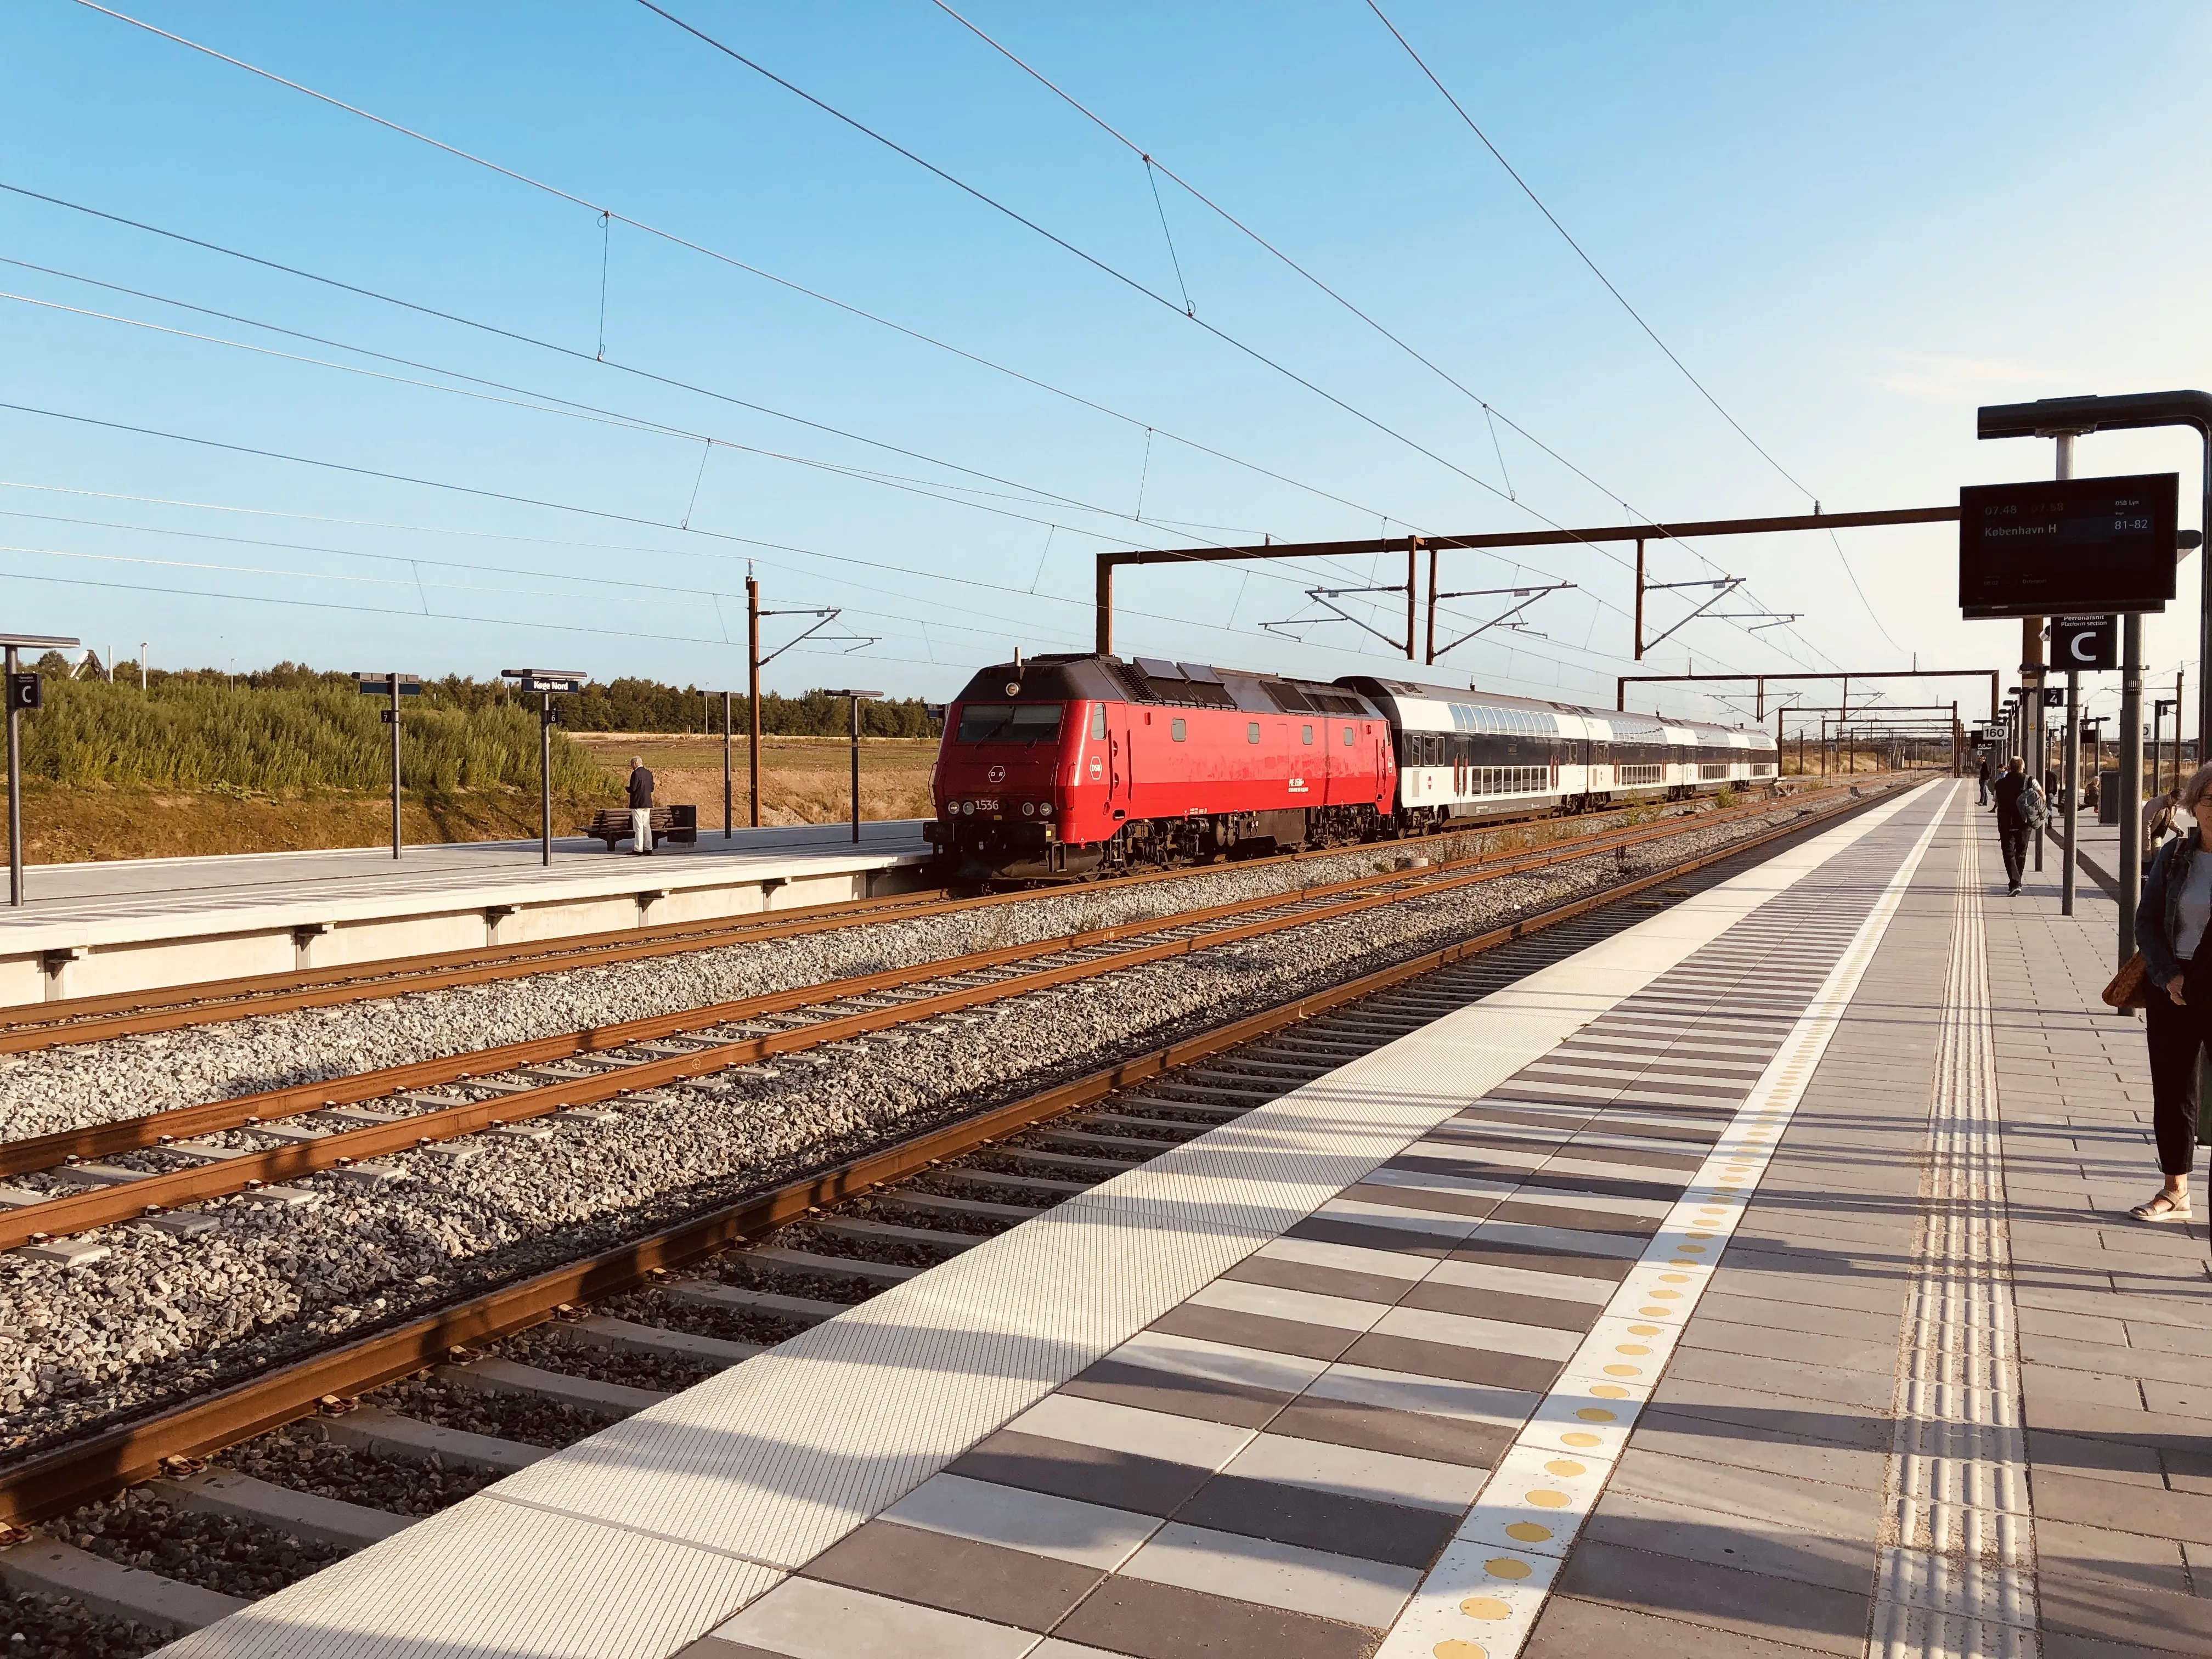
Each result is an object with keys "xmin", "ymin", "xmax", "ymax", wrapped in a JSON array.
[{"xmin": 956, "ymin": 703, "xmax": 1065, "ymax": 744}]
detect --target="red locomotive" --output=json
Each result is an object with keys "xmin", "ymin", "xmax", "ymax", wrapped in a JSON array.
[
  {"xmin": 926, "ymin": 651, "xmax": 1779, "ymax": 883},
  {"xmin": 926, "ymin": 653, "xmax": 1394, "ymax": 881}
]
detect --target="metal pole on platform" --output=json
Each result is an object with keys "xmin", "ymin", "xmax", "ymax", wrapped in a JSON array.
[
  {"xmin": 746, "ymin": 573, "xmax": 762, "ymax": 830},
  {"xmin": 539, "ymin": 692, "xmax": 553, "ymax": 867},
  {"xmin": 850, "ymin": 696, "xmax": 861, "ymax": 844},
  {"xmin": 5, "ymin": 645, "xmax": 19, "ymax": 909},
  {"xmin": 723, "ymin": 690, "xmax": 733, "ymax": 839},
  {"xmin": 2062, "ymin": 673, "xmax": 2079, "ymax": 916},
  {"xmin": 388, "ymin": 672, "xmax": 403, "ymax": 860},
  {"xmin": 2121, "ymin": 619, "xmax": 2145, "ymax": 964}
]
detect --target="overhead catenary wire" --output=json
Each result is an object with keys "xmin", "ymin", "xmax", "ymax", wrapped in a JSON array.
[
  {"xmin": 41, "ymin": 14, "xmax": 1489, "ymax": 580},
  {"xmin": 61, "ymin": 2, "xmax": 1814, "ymax": 675},
  {"xmin": 1361, "ymin": 0, "xmax": 1904, "ymax": 657},
  {"xmin": 53, "ymin": 12, "xmax": 1828, "ymax": 693},
  {"xmin": 53, "ymin": 2, "xmax": 1809, "ymax": 706},
  {"xmin": 0, "ymin": 195, "xmax": 1760, "ymax": 684},
  {"xmin": 922, "ymin": 0, "xmax": 1833, "ymax": 672},
  {"xmin": 0, "ymin": 184, "xmax": 1499, "ymax": 617},
  {"xmin": 0, "ymin": 412, "xmax": 1670, "ymax": 698}
]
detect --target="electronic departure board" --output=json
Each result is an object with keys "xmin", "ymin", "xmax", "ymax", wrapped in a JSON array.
[{"xmin": 1958, "ymin": 472, "xmax": 2179, "ymax": 619}]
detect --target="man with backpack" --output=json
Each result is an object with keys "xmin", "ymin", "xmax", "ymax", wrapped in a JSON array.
[
  {"xmin": 1991, "ymin": 754, "xmax": 2044, "ymax": 896},
  {"xmin": 1977, "ymin": 753, "xmax": 1993, "ymax": 805}
]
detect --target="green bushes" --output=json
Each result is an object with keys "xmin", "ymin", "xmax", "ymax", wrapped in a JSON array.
[{"xmin": 22, "ymin": 678, "xmax": 608, "ymax": 795}]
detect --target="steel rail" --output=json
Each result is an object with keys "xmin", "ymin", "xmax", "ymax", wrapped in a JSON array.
[
  {"xmin": 0, "ymin": 795, "xmax": 1816, "ymax": 1248},
  {"xmin": 0, "ymin": 791, "xmax": 1844, "ymax": 1051},
  {"xmin": 0, "ymin": 780, "xmax": 1902, "ymax": 1526},
  {"xmin": 0, "ymin": 795, "xmax": 1822, "ymax": 1182}
]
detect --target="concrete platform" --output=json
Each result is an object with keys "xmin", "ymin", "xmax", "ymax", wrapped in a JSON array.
[
  {"xmin": 151, "ymin": 780, "xmax": 2203, "ymax": 1659},
  {"xmin": 0, "ymin": 820, "xmax": 931, "ymax": 1007}
]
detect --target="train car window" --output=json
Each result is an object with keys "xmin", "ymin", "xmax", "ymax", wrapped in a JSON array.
[
  {"xmin": 1342, "ymin": 726, "xmax": 1355, "ymax": 746},
  {"xmin": 957, "ymin": 703, "xmax": 1064, "ymax": 744},
  {"xmin": 1171, "ymin": 718, "xmax": 1187, "ymax": 742},
  {"xmin": 1247, "ymin": 722, "xmax": 1261, "ymax": 744},
  {"xmin": 1301, "ymin": 724, "xmax": 1313, "ymax": 745},
  {"xmin": 1090, "ymin": 703, "xmax": 1108, "ymax": 741}
]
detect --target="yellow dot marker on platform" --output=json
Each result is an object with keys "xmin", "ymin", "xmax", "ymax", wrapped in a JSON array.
[
  {"xmin": 1616, "ymin": 1344, "xmax": 1651, "ymax": 1357},
  {"xmin": 1432, "ymin": 1642, "xmax": 1486, "ymax": 1659},
  {"xmin": 1629, "ymin": 1323, "xmax": 1661, "ymax": 1335},
  {"xmin": 1526, "ymin": 1489, "xmax": 1570, "ymax": 1508},
  {"xmin": 1676, "ymin": 1244, "xmax": 1706, "ymax": 1253},
  {"xmin": 1575, "ymin": 1407, "xmax": 1617, "ymax": 1422},
  {"xmin": 1592, "ymin": 1384, "xmax": 1630, "ymax": 1398},
  {"xmin": 1561, "ymin": 1431, "xmax": 1602, "ymax": 1447},
  {"xmin": 1544, "ymin": 1459, "xmax": 1587, "ymax": 1477},
  {"xmin": 1604, "ymin": 1363, "xmax": 1641, "ymax": 1377},
  {"xmin": 1459, "ymin": 1597, "xmax": 1513, "ymax": 1620},
  {"xmin": 1639, "ymin": 1306, "xmax": 1671, "ymax": 1317},
  {"xmin": 1506, "ymin": 1522, "xmax": 1553, "ymax": 1542},
  {"xmin": 1486, "ymin": 1558, "xmax": 1532, "ymax": 1581},
  {"xmin": 1652, "ymin": 1285, "xmax": 1684, "ymax": 1295}
]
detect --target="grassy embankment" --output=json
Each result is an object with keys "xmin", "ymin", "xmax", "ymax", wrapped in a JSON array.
[{"xmin": 16, "ymin": 680, "xmax": 936, "ymax": 862}]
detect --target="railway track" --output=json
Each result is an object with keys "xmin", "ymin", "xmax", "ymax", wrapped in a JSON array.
[
  {"xmin": 0, "ymin": 788, "xmax": 1850, "ymax": 1256},
  {"xmin": 0, "ymin": 776, "xmax": 1911, "ymax": 1649},
  {"xmin": 0, "ymin": 788, "xmax": 1883, "ymax": 1054}
]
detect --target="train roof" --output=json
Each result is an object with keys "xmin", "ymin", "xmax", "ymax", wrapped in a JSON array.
[
  {"xmin": 1336, "ymin": 674, "xmax": 1767, "ymax": 739},
  {"xmin": 949, "ymin": 655, "xmax": 1385, "ymax": 719}
]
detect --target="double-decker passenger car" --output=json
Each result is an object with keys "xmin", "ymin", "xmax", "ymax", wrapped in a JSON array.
[
  {"xmin": 926, "ymin": 653, "xmax": 1777, "ymax": 882},
  {"xmin": 928, "ymin": 654, "xmax": 1394, "ymax": 881},
  {"xmin": 1342, "ymin": 676, "xmax": 1779, "ymax": 827}
]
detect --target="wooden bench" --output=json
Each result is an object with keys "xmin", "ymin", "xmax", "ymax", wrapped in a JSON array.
[{"xmin": 579, "ymin": 805, "xmax": 697, "ymax": 852}]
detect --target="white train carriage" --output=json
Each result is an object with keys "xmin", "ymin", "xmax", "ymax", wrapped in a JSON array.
[{"xmin": 1338, "ymin": 675, "xmax": 1778, "ymax": 829}]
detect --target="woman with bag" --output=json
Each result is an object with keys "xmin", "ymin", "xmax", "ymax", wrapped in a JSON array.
[{"xmin": 2129, "ymin": 761, "xmax": 2212, "ymax": 1221}]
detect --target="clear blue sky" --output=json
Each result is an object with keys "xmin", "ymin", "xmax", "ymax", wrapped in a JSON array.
[{"xmin": 3, "ymin": 1, "xmax": 2207, "ymax": 731}]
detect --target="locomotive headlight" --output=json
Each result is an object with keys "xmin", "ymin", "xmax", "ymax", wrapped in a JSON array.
[
  {"xmin": 961, "ymin": 800, "xmax": 974, "ymax": 815},
  {"xmin": 1039, "ymin": 803, "xmax": 1052, "ymax": 817},
  {"xmin": 1022, "ymin": 801, "xmax": 1035, "ymax": 816}
]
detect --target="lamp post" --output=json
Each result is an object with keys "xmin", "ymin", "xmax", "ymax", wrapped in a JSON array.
[
  {"xmin": 820, "ymin": 690, "xmax": 883, "ymax": 844},
  {"xmin": 0, "ymin": 632, "xmax": 79, "ymax": 906},
  {"xmin": 500, "ymin": 669, "xmax": 586, "ymax": 865}
]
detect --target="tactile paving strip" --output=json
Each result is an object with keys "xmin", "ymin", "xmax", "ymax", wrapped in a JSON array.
[
  {"xmin": 1864, "ymin": 811, "xmax": 2037, "ymax": 1659},
  {"xmin": 1373, "ymin": 788, "xmax": 1950, "ymax": 1659}
]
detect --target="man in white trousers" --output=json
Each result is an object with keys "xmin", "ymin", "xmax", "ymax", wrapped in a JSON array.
[{"xmin": 627, "ymin": 755, "xmax": 655, "ymax": 854}]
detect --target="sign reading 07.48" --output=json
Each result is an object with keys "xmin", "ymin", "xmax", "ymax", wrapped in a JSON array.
[{"xmin": 1958, "ymin": 472, "xmax": 2178, "ymax": 620}]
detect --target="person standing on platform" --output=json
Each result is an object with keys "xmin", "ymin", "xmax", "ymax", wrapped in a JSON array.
[
  {"xmin": 2144, "ymin": 787, "xmax": 2179, "ymax": 864},
  {"xmin": 1990, "ymin": 755, "xmax": 2035, "ymax": 896},
  {"xmin": 2132, "ymin": 763, "xmax": 2212, "ymax": 1221},
  {"xmin": 627, "ymin": 755, "xmax": 656, "ymax": 856},
  {"xmin": 1977, "ymin": 754, "xmax": 1993, "ymax": 806}
]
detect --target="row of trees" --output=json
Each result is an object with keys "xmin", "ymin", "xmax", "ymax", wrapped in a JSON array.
[{"xmin": 35, "ymin": 658, "xmax": 942, "ymax": 739}]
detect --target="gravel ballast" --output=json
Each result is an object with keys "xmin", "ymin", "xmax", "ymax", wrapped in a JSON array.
[
  {"xmin": 218, "ymin": 1426, "xmax": 497, "ymax": 1517},
  {"xmin": 0, "ymin": 794, "xmax": 1888, "ymax": 1462},
  {"xmin": 0, "ymin": 805, "xmax": 1765, "ymax": 1146},
  {"xmin": 49, "ymin": 1486, "xmax": 346, "ymax": 1600},
  {"xmin": 2, "ymin": 1586, "xmax": 166, "ymax": 1659}
]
